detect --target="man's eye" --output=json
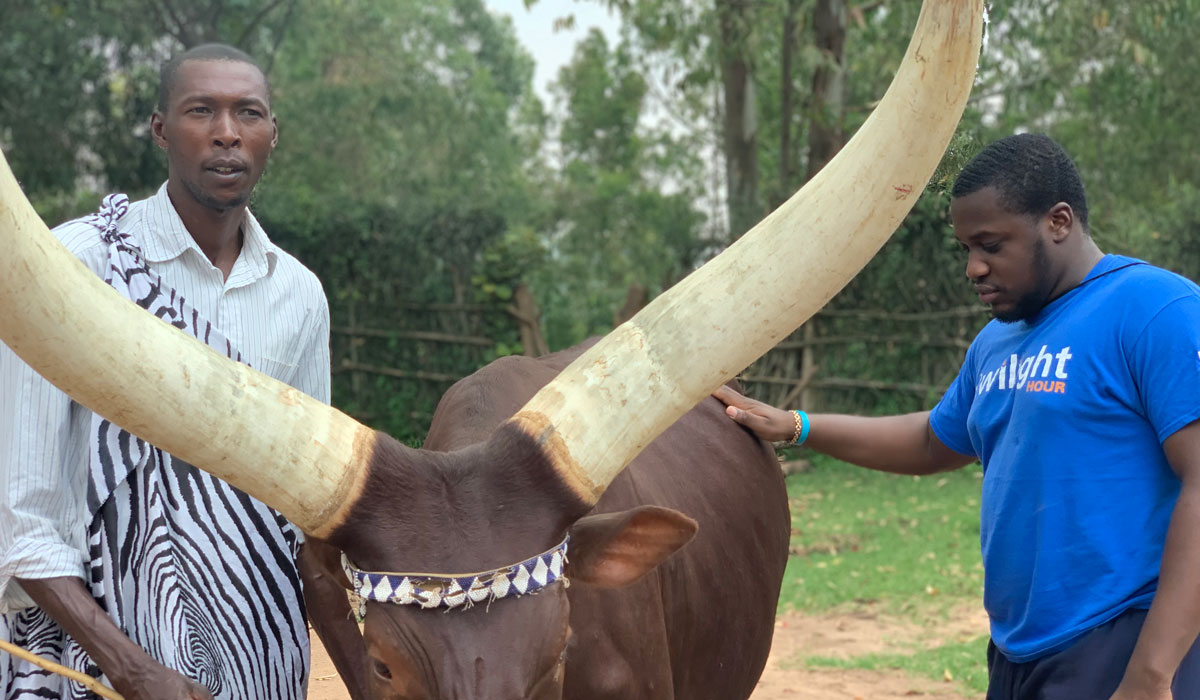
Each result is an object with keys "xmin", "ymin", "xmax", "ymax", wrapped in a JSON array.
[
  {"xmin": 981, "ymin": 243, "xmax": 1002, "ymax": 254},
  {"xmin": 188, "ymin": 106, "xmax": 211, "ymax": 114},
  {"xmin": 241, "ymin": 109, "xmax": 263, "ymax": 118}
]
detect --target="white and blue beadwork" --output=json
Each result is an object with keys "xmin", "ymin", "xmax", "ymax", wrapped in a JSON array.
[{"xmin": 342, "ymin": 536, "xmax": 569, "ymax": 615}]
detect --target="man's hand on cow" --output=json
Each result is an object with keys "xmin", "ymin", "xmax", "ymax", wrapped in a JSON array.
[
  {"xmin": 108, "ymin": 654, "xmax": 215, "ymax": 700},
  {"xmin": 712, "ymin": 385, "xmax": 797, "ymax": 443}
]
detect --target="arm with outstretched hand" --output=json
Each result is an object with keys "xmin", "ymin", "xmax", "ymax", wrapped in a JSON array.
[{"xmin": 712, "ymin": 385, "xmax": 974, "ymax": 476}]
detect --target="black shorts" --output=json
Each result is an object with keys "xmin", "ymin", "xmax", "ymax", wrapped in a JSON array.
[{"xmin": 987, "ymin": 608, "xmax": 1200, "ymax": 699}]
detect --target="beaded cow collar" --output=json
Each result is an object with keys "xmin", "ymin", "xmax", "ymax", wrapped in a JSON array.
[{"xmin": 342, "ymin": 536, "xmax": 569, "ymax": 616}]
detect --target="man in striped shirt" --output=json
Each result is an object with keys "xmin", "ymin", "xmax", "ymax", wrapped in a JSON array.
[{"xmin": 0, "ymin": 44, "xmax": 366, "ymax": 699}]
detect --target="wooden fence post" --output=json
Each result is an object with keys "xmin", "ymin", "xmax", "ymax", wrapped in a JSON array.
[
  {"xmin": 348, "ymin": 299, "xmax": 363, "ymax": 406},
  {"xmin": 509, "ymin": 283, "xmax": 549, "ymax": 357},
  {"xmin": 800, "ymin": 321, "xmax": 817, "ymax": 411}
]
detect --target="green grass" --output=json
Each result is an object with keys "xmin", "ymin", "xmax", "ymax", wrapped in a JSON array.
[
  {"xmin": 778, "ymin": 454, "xmax": 989, "ymax": 693},
  {"xmin": 779, "ymin": 454, "xmax": 985, "ymax": 614},
  {"xmin": 803, "ymin": 636, "xmax": 991, "ymax": 694}
]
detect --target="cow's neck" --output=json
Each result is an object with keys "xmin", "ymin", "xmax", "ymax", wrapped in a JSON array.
[{"xmin": 329, "ymin": 424, "xmax": 590, "ymax": 576}]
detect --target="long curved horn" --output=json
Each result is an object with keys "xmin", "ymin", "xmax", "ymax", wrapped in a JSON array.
[
  {"xmin": 0, "ymin": 162, "xmax": 374, "ymax": 539},
  {"xmin": 0, "ymin": 0, "xmax": 979, "ymax": 535},
  {"xmin": 510, "ymin": 0, "xmax": 984, "ymax": 503}
]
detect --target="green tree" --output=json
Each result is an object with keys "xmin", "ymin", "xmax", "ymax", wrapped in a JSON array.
[
  {"xmin": 4, "ymin": 0, "xmax": 547, "ymax": 440},
  {"xmin": 977, "ymin": 0, "xmax": 1200, "ymax": 256},
  {"xmin": 534, "ymin": 30, "xmax": 704, "ymax": 347},
  {"xmin": 1, "ymin": 2, "xmax": 158, "ymax": 207},
  {"xmin": 0, "ymin": 0, "xmax": 298, "ymax": 220},
  {"xmin": 257, "ymin": 0, "xmax": 539, "ymax": 294},
  {"xmin": 250, "ymin": 0, "xmax": 546, "ymax": 439}
]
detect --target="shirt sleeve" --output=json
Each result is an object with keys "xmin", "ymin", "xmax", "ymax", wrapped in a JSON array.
[
  {"xmin": 928, "ymin": 348, "xmax": 978, "ymax": 457},
  {"xmin": 280, "ymin": 284, "xmax": 330, "ymax": 549},
  {"xmin": 291, "ymin": 291, "xmax": 331, "ymax": 406},
  {"xmin": 1128, "ymin": 295, "xmax": 1200, "ymax": 443},
  {"xmin": 0, "ymin": 228, "xmax": 108, "ymax": 612}
]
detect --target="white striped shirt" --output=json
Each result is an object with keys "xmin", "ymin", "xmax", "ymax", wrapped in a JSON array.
[{"xmin": 0, "ymin": 183, "xmax": 330, "ymax": 612}]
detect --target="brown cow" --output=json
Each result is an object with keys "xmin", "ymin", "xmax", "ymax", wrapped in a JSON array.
[
  {"xmin": 327, "ymin": 340, "xmax": 789, "ymax": 698},
  {"xmin": 0, "ymin": 1, "xmax": 983, "ymax": 698}
]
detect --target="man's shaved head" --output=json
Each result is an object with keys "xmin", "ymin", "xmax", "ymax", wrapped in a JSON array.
[{"xmin": 157, "ymin": 43, "xmax": 271, "ymax": 114}]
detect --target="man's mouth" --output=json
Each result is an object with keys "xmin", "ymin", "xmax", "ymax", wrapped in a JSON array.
[
  {"xmin": 975, "ymin": 286, "xmax": 1000, "ymax": 304},
  {"xmin": 205, "ymin": 160, "xmax": 248, "ymax": 178}
]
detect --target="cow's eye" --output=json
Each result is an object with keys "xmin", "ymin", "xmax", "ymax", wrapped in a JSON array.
[{"xmin": 373, "ymin": 658, "xmax": 393, "ymax": 680}]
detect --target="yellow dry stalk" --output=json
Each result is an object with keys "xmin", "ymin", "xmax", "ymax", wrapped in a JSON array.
[{"xmin": 0, "ymin": 638, "xmax": 124, "ymax": 699}]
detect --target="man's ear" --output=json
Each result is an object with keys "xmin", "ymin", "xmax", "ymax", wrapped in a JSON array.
[
  {"xmin": 1047, "ymin": 202, "xmax": 1075, "ymax": 242},
  {"xmin": 150, "ymin": 112, "xmax": 168, "ymax": 151},
  {"xmin": 567, "ymin": 506, "xmax": 698, "ymax": 588}
]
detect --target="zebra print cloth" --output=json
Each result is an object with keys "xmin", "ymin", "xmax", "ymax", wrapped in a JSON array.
[{"xmin": 0, "ymin": 195, "xmax": 309, "ymax": 699}]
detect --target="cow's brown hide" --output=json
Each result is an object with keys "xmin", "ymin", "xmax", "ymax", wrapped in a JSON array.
[{"xmin": 323, "ymin": 341, "xmax": 789, "ymax": 700}]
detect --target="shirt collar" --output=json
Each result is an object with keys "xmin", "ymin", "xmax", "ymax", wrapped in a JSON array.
[
  {"xmin": 1021, "ymin": 254, "xmax": 1147, "ymax": 327},
  {"xmin": 132, "ymin": 183, "xmax": 279, "ymax": 279},
  {"xmin": 1081, "ymin": 253, "xmax": 1145, "ymax": 284}
]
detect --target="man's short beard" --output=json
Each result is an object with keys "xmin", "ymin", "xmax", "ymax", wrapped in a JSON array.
[
  {"xmin": 995, "ymin": 236, "xmax": 1054, "ymax": 324},
  {"xmin": 184, "ymin": 178, "xmax": 250, "ymax": 213}
]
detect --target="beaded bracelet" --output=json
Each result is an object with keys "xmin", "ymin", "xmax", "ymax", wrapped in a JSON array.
[{"xmin": 790, "ymin": 410, "xmax": 810, "ymax": 446}]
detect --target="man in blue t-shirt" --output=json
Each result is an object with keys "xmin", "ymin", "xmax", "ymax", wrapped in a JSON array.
[{"xmin": 714, "ymin": 134, "xmax": 1200, "ymax": 700}]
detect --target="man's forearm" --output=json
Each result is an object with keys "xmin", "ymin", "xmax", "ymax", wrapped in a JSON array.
[
  {"xmin": 1120, "ymin": 484, "xmax": 1200, "ymax": 693},
  {"xmin": 713, "ymin": 386, "xmax": 973, "ymax": 474},
  {"xmin": 805, "ymin": 412, "xmax": 971, "ymax": 475},
  {"xmin": 18, "ymin": 576, "xmax": 159, "ymax": 687}
]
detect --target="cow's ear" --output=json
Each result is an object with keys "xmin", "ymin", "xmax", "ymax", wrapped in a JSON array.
[
  {"xmin": 566, "ymin": 506, "xmax": 698, "ymax": 588},
  {"xmin": 300, "ymin": 538, "xmax": 355, "ymax": 591}
]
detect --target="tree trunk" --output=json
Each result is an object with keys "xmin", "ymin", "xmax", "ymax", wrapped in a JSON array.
[
  {"xmin": 717, "ymin": 0, "xmax": 759, "ymax": 242},
  {"xmin": 613, "ymin": 283, "xmax": 647, "ymax": 327},
  {"xmin": 800, "ymin": 0, "xmax": 847, "ymax": 411},
  {"xmin": 511, "ymin": 284, "xmax": 549, "ymax": 357},
  {"xmin": 778, "ymin": 0, "xmax": 800, "ymax": 205},
  {"xmin": 805, "ymin": 0, "xmax": 848, "ymax": 180}
]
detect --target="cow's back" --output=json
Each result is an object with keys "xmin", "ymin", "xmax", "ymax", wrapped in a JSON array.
[{"xmin": 425, "ymin": 342, "xmax": 790, "ymax": 699}]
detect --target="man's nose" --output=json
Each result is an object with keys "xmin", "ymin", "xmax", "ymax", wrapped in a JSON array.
[
  {"xmin": 211, "ymin": 111, "xmax": 241, "ymax": 148},
  {"xmin": 965, "ymin": 251, "xmax": 988, "ymax": 281}
]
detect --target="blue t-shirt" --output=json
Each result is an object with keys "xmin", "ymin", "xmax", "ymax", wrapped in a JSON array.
[{"xmin": 930, "ymin": 255, "xmax": 1200, "ymax": 662}]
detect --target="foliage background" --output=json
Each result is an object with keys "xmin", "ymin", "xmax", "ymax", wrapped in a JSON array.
[
  {"xmin": 4, "ymin": 0, "xmax": 1200, "ymax": 438},
  {"xmin": 5, "ymin": 2, "xmax": 1198, "ymax": 692}
]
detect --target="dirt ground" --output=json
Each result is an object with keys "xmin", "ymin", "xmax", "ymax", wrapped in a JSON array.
[
  {"xmin": 746, "ymin": 604, "xmax": 988, "ymax": 700},
  {"xmin": 306, "ymin": 603, "xmax": 989, "ymax": 699}
]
